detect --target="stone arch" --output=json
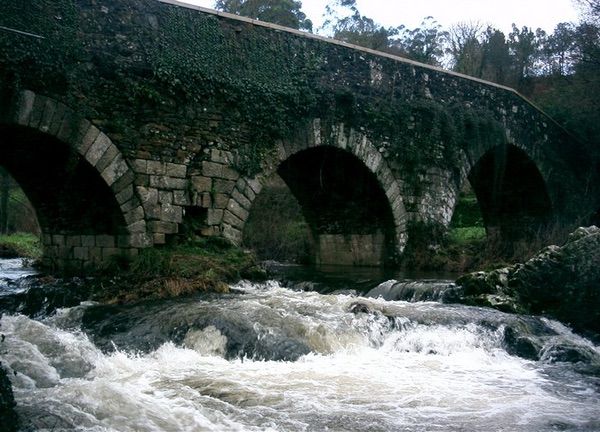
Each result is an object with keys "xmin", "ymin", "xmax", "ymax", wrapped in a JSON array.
[
  {"xmin": 0, "ymin": 90, "xmax": 148, "ymax": 268},
  {"xmin": 220, "ymin": 120, "xmax": 408, "ymax": 262},
  {"xmin": 458, "ymin": 142, "xmax": 553, "ymax": 241}
]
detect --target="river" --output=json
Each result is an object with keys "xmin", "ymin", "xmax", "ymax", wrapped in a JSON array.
[{"xmin": 1, "ymin": 259, "xmax": 599, "ymax": 431}]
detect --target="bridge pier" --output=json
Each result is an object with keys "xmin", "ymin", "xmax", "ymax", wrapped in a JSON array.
[
  {"xmin": 316, "ymin": 233, "xmax": 386, "ymax": 267},
  {"xmin": 41, "ymin": 234, "xmax": 139, "ymax": 272}
]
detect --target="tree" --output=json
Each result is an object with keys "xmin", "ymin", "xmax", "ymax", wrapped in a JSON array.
[
  {"xmin": 392, "ymin": 17, "xmax": 448, "ymax": 65},
  {"xmin": 329, "ymin": 10, "xmax": 396, "ymax": 52},
  {"xmin": 530, "ymin": 19, "xmax": 600, "ymax": 164},
  {"xmin": 508, "ymin": 25, "xmax": 541, "ymax": 80},
  {"xmin": 322, "ymin": 2, "xmax": 445, "ymax": 65},
  {"xmin": 321, "ymin": 0, "xmax": 394, "ymax": 51},
  {"xmin": 573, "ymin": 22, "xmax": 600, "ymax": 69},
  {"xmin": 480, "ymin": 28, "xmax": 512, "ymax": 84},
  {"xmin": 541, "ymin": 23, "xmax": 576, "ymax": 76},
  {"xmin": 214, "ymin": 0, "xmax": 313, "ymax": 31},
  {"xmin": 575, "ymin": 0, "xmax": 600, "ymax": 25},
  {"xmin": 447, "ymin": 21, "xmax": 485, "ymax": 76}
]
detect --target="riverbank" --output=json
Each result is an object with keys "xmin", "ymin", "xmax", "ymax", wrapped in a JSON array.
[
  {"xmin": 454, "ymin": 226, "xmax": 600, "ymax": 339},
  {"xmin": 0, "ymin": 233, "xmax": 41, "ymax": 260},
  {"xmin": 0, "ymin": 237, "xmax": 266, "ymax": 317},
  {"xmin": 97, "ymin": 236, "xmax": 267, "ymax": 303}
]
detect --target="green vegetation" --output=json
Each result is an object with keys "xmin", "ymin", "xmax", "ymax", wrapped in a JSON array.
[
  {"xmin": 0, "ymin": 232, "xmax": 42, "ymax": 259},
  {"xmin": 447, "ymin": 227, "xmax": 486, "ymax": 245},
  {"xmin": 242, "ymin": 176, "xmax": 313, "ymax": 263},
  {"xmin": 215, "ymin": 0, "xmax": 313, "ymax": 31},
  {"xmin": 94, "ymin": 237, "xmax": 265, "ymax": 304},
  {"xmin": 446, "ymin": 189, "xmax": 486, "ymax": 247},
  {"xmin": 0, "ymin": 169, "xmax": 40, "ymax": 236},
  {"xmin": 402, "ymin": 190, "xmax": 488, "ymax": 272},
  {"xmin": 402, "ymin": 188, "xmax": 577, "ymax": 273}
]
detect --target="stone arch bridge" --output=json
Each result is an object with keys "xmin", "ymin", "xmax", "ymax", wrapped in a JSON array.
[{"xmin": 0, "ymin": 0, "xmax": 597, "ymax": 270}]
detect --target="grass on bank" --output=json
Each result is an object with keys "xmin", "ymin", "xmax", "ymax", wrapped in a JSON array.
[
  {"xmin": 447, "ymin": 226, "xmax": 487, "ymax": 245},
  {"xmin": 0, "ymin": 232, "xmax": 42, "ymax": 259},
  {"xmin": 95, "ymin": 236, "xmax": 265, "ymax": 304}
]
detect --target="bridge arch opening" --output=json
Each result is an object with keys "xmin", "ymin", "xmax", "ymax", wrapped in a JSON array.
[
  {"xmin": 466, "ymin": 143, "xmax": 553, "ymax": 244},
  {"xmin": 244, "ymin": 146, "xmax": 398, "ymax": 267},
  {"xmin": 242, "ymin": 174, "xmax": 314, "ymax": 264},
  {"xmin": 0, "ymin": 124, "xmax": 129, "ymax": 267},
  {"xmin": 0, "ymin": 168, "xmax": 40, "ymax": 235}
]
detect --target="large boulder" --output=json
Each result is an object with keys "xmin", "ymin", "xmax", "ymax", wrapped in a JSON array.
[{"xmin": 456, "ymin": 226, "xmax": 600, "ymax": 336}]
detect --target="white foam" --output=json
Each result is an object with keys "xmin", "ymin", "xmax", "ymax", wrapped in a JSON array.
[{"xmin": 1, "ymin": 282, "xmax": 598, "ymax": 431}]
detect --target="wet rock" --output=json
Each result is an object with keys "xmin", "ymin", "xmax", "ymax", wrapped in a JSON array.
[
  {"xmin": 252, "ymin": 336, "xmax": 310, "ymax": 361},
  {"xmin": 0, "ymin": 245, "xmax": 19, "ymax": 259},
  {"xmin": 510, "ymin": 227, "xmax": 600, "ymax": 333},
  {"xmin": 502, "ymin": 327, "xmax": 540, "ymax": 361},
  {"xmin": 349, "ymin": 302, "xmax": 371, "ymax": 314},
  {"xmin": 456, "ymin": 268, "xmax": 512, "ymax": 297},
  {"xmin": 0, "ymin": 365, "xmax": 19, "ymax": 432},
  {"xmin": 240, "ymin": 263, "xmax": 268, "ymax": 281},
  {"xmin": 81, "ymin": 299, "xmax": 312, "ymax": 362},
  {"xmin": 16, "ymin": 407, "xmax": 73, "ymax": 431},
  {"xmin": 0, "ymin": 276, "xmax": 95, "ymax": 318},
  {"xmin": 284, "ymin": 280, "xmax": 327, "ymax": 292},
  {"xmin": 455, "ymin": 226, "xmax": 600, "ymax": 335},
  {"xmin": 541, "ymin": 343, "xmax": 600, "ymax": 365},
  {"xmin": 329, "ymin": 289, "xmax": 358, "ymax": 296},
  {"xmin": 191, "ymin": 317, "xmax": 310, "ymax": 361}
]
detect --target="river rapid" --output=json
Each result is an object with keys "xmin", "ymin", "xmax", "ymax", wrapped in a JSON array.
[{"xmin": 1, "ymin": 261, "xmax": 599, "ymax": 431}]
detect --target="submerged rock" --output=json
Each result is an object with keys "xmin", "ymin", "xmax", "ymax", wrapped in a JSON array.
[
  {"xmin": 456, "ymin": 226, "xmax": 600, "ymax": 335},
  {"xmin": 349, "ymin": 302, "xmax": 372, "ymax": 314},
  {"xmin": 81, "ymin": 298, "xmax": 311, "ymax": 362},
  {"xmin": 0, "ymin": 276, "xmax": 95, "ymax": 318}
]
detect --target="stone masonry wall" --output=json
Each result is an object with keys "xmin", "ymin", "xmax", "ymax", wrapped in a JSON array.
[{"xmin": 0, "ymin": 0, "xmax": 597, "ymax": 268}]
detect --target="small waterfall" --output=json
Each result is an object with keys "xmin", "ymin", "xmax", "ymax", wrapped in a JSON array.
[
  {"xmin": 1, "ymin": 279, "xmax": 599, "ymax": 431},
  {"xmin": 365, "ymin": 279, "xmax": 459, "ymax": 302}
]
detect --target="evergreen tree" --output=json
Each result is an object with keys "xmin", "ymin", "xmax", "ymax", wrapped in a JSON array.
[
  {"xmin": 481, "ymin": 28, "xmax": 512, "ymax": 84},
  {"xmin": 214, "ymin": 0, "xmax": 313, "ymax": 31}
]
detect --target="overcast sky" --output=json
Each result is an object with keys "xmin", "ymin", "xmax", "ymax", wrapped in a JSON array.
[{"xmin": 181, "ymin": 0, "xmax": 580, "ymax": 34}]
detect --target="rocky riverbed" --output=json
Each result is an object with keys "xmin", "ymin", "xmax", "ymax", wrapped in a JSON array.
[{"xmin": 454, "ymin": 226, "xmax": 600, "ymax": 338}]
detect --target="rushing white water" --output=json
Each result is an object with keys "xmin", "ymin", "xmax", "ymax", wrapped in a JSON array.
[
  {"xmin": 0, "ymin": 258, "xmax": 37, "ymax": 281},
  {"xmin": 1, "ymin": 280, "xmax": 599, "ymax": 431}
]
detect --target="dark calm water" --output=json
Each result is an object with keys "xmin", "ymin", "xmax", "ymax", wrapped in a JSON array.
[{"xmin": 1, "ymin": 259, "xmax": 599, "ymax": 431}]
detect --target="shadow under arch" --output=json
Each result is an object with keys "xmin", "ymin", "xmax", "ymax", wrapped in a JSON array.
[
  {"xmin": 0, "ymin": 125, "xmax": 127, "ymax": 234},
  {"xmin": 0, "ymin": 90, "xmax": 146, "ymax": 269},
  {"xmin": 467, "ymin": 143, "xmax": 553, "ymax": 242},
  {"xmin": 223, "ymin": 121, "xmax": 408, "ymax": 267},
  {"xmin": 277, "ymin": 146, "xmax": 397, "ymax": 266}
]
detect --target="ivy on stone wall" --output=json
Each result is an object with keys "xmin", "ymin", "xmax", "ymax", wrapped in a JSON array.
[
  {"xmin": 144, "ymin": 7, "xmax": 326, "ymax": 175},
  {"xmin": 0, "ymin": 0, "xmax": 80, "ymax": 97},
  {"xmin": 0, "ymin": 0, "xmax": 507, "ymax": 181}
]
